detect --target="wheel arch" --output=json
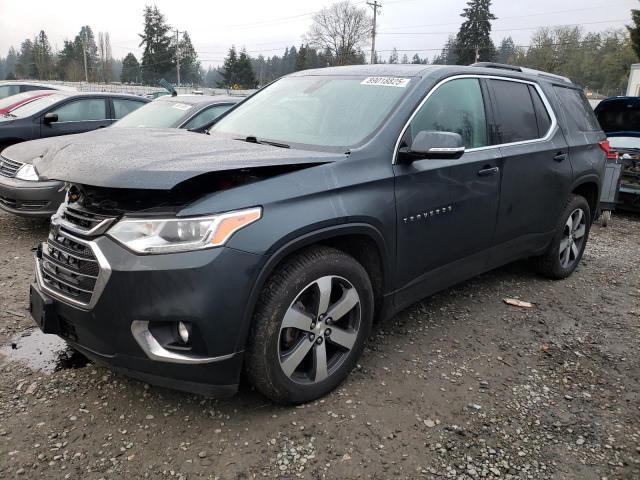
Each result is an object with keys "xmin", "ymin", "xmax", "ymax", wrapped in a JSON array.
[
  {"xmin": 235, "ymin": 223, "xmax": 391, "ymax": 352},
  {"xmin": 571, "ymin": 176, "xmax": 600, "ymax": 220}
]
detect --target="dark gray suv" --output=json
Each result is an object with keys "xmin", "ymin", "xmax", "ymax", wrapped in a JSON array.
[{"xmin": 28, "ymin": 64, "xmax": 606, "ymax": 404}]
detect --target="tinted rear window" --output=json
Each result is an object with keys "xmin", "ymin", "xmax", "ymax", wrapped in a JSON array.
[
  {"xmin": 490, "ymin": 79, "xmax": 539, "ymax": 144},
  {"xmin": 554, "ymin": 86, "xmax": 601, "ymax": 132},
  {"xmin": 529, "ymin": 85, "xmax": 552, "ymax": 136},
  {"xmin": 595, "ymin": 99, "xmax": 640, "ymax": 133}
]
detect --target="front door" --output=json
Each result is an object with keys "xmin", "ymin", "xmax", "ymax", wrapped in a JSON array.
[
  {"xmin": 40, "ymin": 98, "xmax": 111, "ymax": 138},
  {"xmin": 393, "ymin": 77, "xmax": 501, "ymax": 306}
]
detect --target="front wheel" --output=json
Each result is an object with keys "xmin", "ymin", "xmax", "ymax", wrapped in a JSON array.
[
  {"xmin": 532, "ymin": 194, "xmax": 591, "ymax": 280},
  {"xmin": 245, "ymin": 246, "xmax": 374, "ymax": 404}
]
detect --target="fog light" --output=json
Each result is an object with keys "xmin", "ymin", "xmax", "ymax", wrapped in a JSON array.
[{"xmin": 177, "ymin": 321, "xmax": 190, "ymax": 344}]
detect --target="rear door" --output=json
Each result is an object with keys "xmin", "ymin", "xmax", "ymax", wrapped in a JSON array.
[
  {"xmin": 111, "ymin": 98, "xmax": 147, "ymax": 122},
  {"xmin": 40, "ymin": 97, "xmax": 110, "ymax": 138},
  {"xmin": 487, "ymin": 78, "xmax": 571, "ymax": 264}
]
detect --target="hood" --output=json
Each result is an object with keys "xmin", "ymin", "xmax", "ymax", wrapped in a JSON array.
[
  {"xmin": 594, "ymin": 97, "xmax": 640, "ymax": 135},
  {"xmin": 2, "ymin": 136, "xmax": 66, "ymax": 164},
  {"xmin": 32, "ymin": 128, "xmax": 340, "ymax": 190}
]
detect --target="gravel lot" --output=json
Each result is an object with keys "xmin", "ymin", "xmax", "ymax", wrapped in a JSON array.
[{"xmin": 0, "ymin": 209, "xmax": 638, "ymax": 480}]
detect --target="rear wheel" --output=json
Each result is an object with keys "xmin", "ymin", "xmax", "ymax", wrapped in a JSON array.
[
  {"xmin": 245, "ymin": 246, "xmax": 373, "ymax": 404},
  {"xmin": 533, "ymin": 194, "xmax": 591, "ymax": 279}
]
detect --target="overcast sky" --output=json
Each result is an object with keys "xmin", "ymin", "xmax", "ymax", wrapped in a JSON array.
[{"xmin": 0, "ymin": 0, "xmax": 635, "ymax": 67}]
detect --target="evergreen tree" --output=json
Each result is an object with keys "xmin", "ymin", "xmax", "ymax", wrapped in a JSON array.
[
  {"xmin": 432, "ymin": 36, "xmax": 459, "ymax": 65},
  {"xmin": 176, "ymin": 31, "xmax": 200, "ymax": 84},
  {"xmin": 401, "ymin": 53, "xmax": 409, "ymax": 64},
  {"xmin": 454, "ymin": 0, "xmax": 496, "ymax": 65},
  {"xmin": 139, "ymin": 5, "xmax": 173, "ymax": 84},
  {"xmin": 295, "ymin": 44, "xmax": 307, "ymax": 71},
  {"xmin": 388, "ymin": 48, "xmax": 399, "ymax": 64},
  {"xmin": 629, "ymin": 5, "xmax": 640, "ymax": 58},
  {"xmin": 121, "ymin": 52, "xmax": 140, "ymax": 83},
  {"xmin": 496, "ymin": 37, "xmax": 518, "ymax": 64},
  {"xmin": 76, "ymin": 26, "xmax": 99, "ymax": 80},
  {"xmin": 237, "ymin": 49, "xmax": 257, "ymax": 88},
  {"xmin": 219, "ymin": 46, "xmax": 238, "ymax": 88},
  {"xmin": 33, "ymin": 30, "xmax": 53, "ymax": 79},
  {"xmin": 16, "ymin": 39, "xmax": 36, "ymax": 78},
  {"xmin": 4, "ymin": 47, "xmax": 18, "ymax": 79}
]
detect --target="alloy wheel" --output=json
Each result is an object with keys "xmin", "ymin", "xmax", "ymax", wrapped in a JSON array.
[
  {"xmin": 559, "ymin": 208, "xmax": 587, "ymax": 268},
  {"xmin": 278, "ymin": 275, "xmax": 361, "ymax": 384}
]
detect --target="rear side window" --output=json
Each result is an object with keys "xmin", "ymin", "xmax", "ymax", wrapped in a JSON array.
[
  {"xmin": 490, "ymin": 79, "xmax": 539, "ymax": 144},
  {"xmin": 113, "ymin": 99, "xmax": 145, "ymax": 119},
  {"xmin": 554, "ymin": 86, "xmax": 601, "ymax": 132},
  {"xmin": 409, "ymin": 78, "xmax": 488, "ymax": 148},
  {"xmin": 529, "ymin": 85, "xmax": 552, "ymax": 136}
]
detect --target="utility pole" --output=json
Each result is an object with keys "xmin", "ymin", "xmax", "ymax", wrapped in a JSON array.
[
  {"xmin": 82, "ymin": 30, "xmax": 89, "ymax": 82},
  {"xmin": 367, "ymin": 1, "xmax": 381, "ymax": 64},
  {"xmin": 175, "ymin": 29, "xmax": 181, "ymax": 87}
]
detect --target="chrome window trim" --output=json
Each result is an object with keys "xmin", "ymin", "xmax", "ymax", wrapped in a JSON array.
[
  {"xmin": 392, "ymin": 74, "xmax": 559, "ymax": 164},
  {"xmin": 36, "ymin": 227, "xmax": 111, "ymax": 310}
]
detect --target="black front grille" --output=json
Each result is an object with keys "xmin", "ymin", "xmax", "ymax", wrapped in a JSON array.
[
  {"xmin": 0, "ymin": 195, "xmax": 17, "ymax": 209},
  {"xmin": 61, "ymin": 205, "xmax": 113, "ymax": 231},
  {"xmin": 0, "ymin": 156, "xmax": 23, "ymax": 178},
  {"xmin": 40, "ymin": 226, "xmax": 100, "ymax": 304}
]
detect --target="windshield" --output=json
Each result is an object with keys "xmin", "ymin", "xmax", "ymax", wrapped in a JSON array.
[
  {"xmin": 9, "ymin": 93, "xmax": 66, "ymax": 117},
  {"xmin": 596, "ymin": 99, "xmax": 640, "ymax": 133},
  {"xmin": 210, "ymin": 75, "xmax": 412, "ymax": 149},
  {"xmin": 113, "ymin": 100, "xmax": 194, "ymax": 128}
]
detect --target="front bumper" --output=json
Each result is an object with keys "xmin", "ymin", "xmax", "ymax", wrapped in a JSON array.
[
  {"xmin": 0, "ymin": 175, "xmax": 64, "ymax": 217},
  {"xmin": 31, "ymin": 236, "xmax": 265, "ymax": 396}
]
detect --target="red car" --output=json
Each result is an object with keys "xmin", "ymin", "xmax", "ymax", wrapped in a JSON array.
[{"xmin": 0, "ymin": 90, "xmax": 55, "ymax": 116}]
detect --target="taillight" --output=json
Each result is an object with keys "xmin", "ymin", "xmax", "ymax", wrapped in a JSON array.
[{"xmin": 599, "ymin": 140, "xmax": 618, "ymax": 160}]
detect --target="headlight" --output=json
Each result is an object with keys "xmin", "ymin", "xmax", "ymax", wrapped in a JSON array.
[
  {"xmin": 107, "ymin": 207, "xmax": 261, "ymax": 254},
  {"xmin": 15, "ymin": 163, "xmax": 39, "ymax": 181}
]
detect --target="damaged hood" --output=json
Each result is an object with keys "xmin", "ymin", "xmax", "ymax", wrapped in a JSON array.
[{"xmin": 29, "ymin": 128, "xmax": 340, "ymax": 190}]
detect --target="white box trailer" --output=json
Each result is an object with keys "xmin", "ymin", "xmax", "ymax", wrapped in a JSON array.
[{"xmin": 627, "ymin": 64, "xmax": 640, "ymax": 96}]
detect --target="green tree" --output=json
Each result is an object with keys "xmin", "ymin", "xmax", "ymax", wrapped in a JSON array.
[
  {"xmin": 3, "ymin": 47, "xmax": 18, "ymax": 79},
  {"xmin": 454, "ymin": 0, "xmax": 496, "ymax": 65},
  {"xmin": 496, "ymin": 37, "xmax": 518, "ymax": 64},
  {"xmin": 236, "ymin": 48, "xmax": 257, "ymax": 88},
  {"xmin": 139, "ymin": 5, "xmax": 173, "ymax": 84},
  {"xmin": 219, "ymin": 46, "xmax": 238, "ymax": 88},
  {"xmin": 388, "ymin": 48, "xmax": 399, "ymax": 64},
  {"xmin": 76, "ymin": 26, "xmax": 99, "ymax": 81},
  {"xmin": 296, "ymin": 44, "xmax": 308, "ymax": 71},
  {"xmin": 629, "ymin": 4, "xmax": 640, "ymax": 58},
  {"xmin": 33, "ymin": 30, "xmax": 53, "ymax": 79},
  {"xmin": 432, "ymin": 36, "xmax": 459, "ymax": 65},
  {"xmin": 175, "ymin": 31, "xmax": 200, "ymax": 84},
  {"xmin": 121, "ymin": 52, "xmax": 140, "ymax": 83},
  {"xmin": 16, "ymin": 39, "xmax": 36, "ymax": 78}
]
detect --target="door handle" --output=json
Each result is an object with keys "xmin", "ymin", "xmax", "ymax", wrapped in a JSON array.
[
  {"xmin": 553, "ymin": 152, "xmax": 567, "ymax": 162},
  {"xmin": 478, "ymin": 166, "xmax": 499, "ymax": 176}
]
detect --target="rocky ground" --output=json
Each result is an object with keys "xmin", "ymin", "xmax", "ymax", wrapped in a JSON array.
[{"xmin": 0, "ymin": 209, "xmax": 638, "ymax": 480}]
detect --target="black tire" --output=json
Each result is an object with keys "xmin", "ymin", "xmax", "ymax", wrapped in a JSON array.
[
  {"xmin": 245, "ymin": 246, "xmax": 374, "ymax": 404},
  {"xmin": 532, "ymin": 194, "xmax": 591, "ymax": 280}
]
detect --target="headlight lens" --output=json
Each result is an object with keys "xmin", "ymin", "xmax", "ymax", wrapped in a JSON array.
[
  {"xmin": 15, "ymin": 163, "xmax": 39, "ymax": 181},
  {"xmin": 107, "ymin": 207, "xmax": 261, "ymax": 254}
]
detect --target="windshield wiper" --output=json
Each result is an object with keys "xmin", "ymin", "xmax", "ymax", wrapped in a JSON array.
[
  {"xmin": 2, "ymin": 112, "xmax": 17, "ymax": 118},
  {"xmin": 244, "ymin": 136, "xmax": 290, "ymax": 149}
]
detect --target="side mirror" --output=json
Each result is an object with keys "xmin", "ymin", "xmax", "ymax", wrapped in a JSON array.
[
  {"xmin": 398, "ymin": 131, "xmax": 465, "ymax": 163},
  {"xmin": 43, "ymin": 112, "xmax": 58, "ymax": 124}
]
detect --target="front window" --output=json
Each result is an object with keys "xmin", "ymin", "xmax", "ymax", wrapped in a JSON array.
[
  {"xmin": 113, "ymin": 100, "xmax": 194, "ymax": 128},
  {"xmin": 9, "ymin": 94, "xmax": 66, "ymax": 117},
  {"xmin": 209, "ymin": 75, "xmax": 412, "ymax": 149},
  {"xmin": 408, "ymin": 78, "xmax": 488, "ymax": 149}
]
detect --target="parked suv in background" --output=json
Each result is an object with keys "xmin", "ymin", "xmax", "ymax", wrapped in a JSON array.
[{"xmin": 29, "ymin": 64, "xmax": 605, "ymax": 404}]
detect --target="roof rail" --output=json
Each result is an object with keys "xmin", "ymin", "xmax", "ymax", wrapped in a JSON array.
[
  {"xmin": 470, "ymin": 62, "xmax": 522, "ymax": 72},
  {"xmin": 470, "ymin": 62, "xmax": 571, "ymax": 84}
]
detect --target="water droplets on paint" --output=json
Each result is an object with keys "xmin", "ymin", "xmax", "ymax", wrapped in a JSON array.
[{"xmin": 0, "ymin": 328, "xmax": 90, "ymax": 373}]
